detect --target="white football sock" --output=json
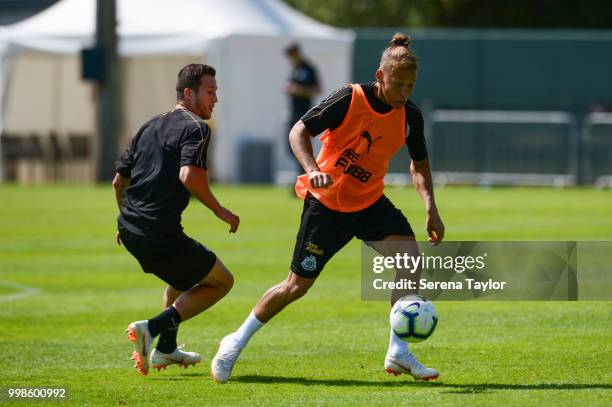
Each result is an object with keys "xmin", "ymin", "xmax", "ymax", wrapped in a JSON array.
[
  {"xmin": 233, "ymin": 310, "xmax": 264, "ymax": 349},
  {"xmin": 387, "ymin": 327, "xmax": 409, "ymax": 357}
]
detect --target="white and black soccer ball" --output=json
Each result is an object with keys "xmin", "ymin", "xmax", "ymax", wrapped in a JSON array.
[{"xmin": 390, "ymin": 295, "xmax": 438, "ymax": 343}]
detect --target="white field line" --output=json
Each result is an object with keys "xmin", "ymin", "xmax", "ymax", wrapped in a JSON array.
[{"xmin": 0, "ymin": 281, "xmax": 41, "ymax": 302}]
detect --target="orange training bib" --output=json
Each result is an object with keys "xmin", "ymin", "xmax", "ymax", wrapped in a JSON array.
[{"xmin": 295, "ymin": 84, "xmax": 405, "ymax": 212}]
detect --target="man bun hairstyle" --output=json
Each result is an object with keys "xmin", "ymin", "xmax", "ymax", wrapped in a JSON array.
[
  {"xmin": 176, "ymin": 63, "xmax": 216, "ymax": 101},
  {"xmin": 379, "ymin": 32, "xmax": 418, "ymax": 72}
]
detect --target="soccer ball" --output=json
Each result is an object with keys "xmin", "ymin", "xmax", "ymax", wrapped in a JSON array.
[{"xmin": 390, "ymin": 295, "xmax": 438, "ymax": 343}]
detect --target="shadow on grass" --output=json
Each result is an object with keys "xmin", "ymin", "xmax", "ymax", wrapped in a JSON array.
[
  {"xmin": 233, "ymin": 375, "xmax": 612, "ymax": 392},
  {"xmin": 148, "ymin": 372, "xmax": 203, "ymax": 381},
  {"xmin": 437, "ymin": 382, "xmax": 612, "ymax": 394}
]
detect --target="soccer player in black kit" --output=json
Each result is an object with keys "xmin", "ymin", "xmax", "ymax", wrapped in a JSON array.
[{"xmin": 113, "ymin": 64, "xmax": 239, "ymax": 376}]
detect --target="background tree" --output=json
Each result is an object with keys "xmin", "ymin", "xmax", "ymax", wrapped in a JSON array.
[{"xmin": 283, "ymin": 0, "xmax": 612, "ymax": 28}]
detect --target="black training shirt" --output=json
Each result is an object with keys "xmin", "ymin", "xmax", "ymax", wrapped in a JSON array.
[
  {"xmin": 115, "ymin": 108, "xmax": 211, "ymax": 237},
  {"xmin": 301, "ymin": 82, "xmax": 428, "ymax": 162},
  {"xmin": 289, "ymin": 61, "xmax": 319, "ymax": 119}
]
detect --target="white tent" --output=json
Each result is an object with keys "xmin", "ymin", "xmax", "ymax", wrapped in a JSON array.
[{"xmin": 0, "ymin": 0, "xmax": 354, "ymax": 182}]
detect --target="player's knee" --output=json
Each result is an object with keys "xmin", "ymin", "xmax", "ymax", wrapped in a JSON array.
[
  {"xmin": 216, "ymin": 268, "xmax": 233, "ymax": 293},
  {"xmin": 223, "ymin": 271, "xmax": 234, "ymax": 292},
  {"xmin": 205, "ymin": 259, "xmax": 234, "ymax": 293}
]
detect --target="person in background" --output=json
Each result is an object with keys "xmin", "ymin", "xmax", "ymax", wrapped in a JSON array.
[{"xmin": 284, "ymin": 42, "xmax": 320, "ymax": 176}]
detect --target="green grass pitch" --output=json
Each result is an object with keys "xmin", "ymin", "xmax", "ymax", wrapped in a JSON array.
[{"xmin": 0, "ymin": 185, "xmax": 611, "ymax": 406}]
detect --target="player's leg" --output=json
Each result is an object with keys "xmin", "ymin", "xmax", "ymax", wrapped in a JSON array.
[
  {"xmin": 150, "ymin": 260, "xmax": 233, "ymax": 371},
  {"xmin": 122, "ymin": 230, "xmax": 228, "ymax": 375},
  {"xmin": 210, "ymin": 273, "xmax": 320, "ymax": 383},
  {"xmin": 253, "ymin": 270, "xmax": 316, "ymax": 322},
  {"xmin": 359, "ymin": 196, "xmax": 438, "ymax": 381},
  {"xmin": 368, "ymin": 236, "xmax": 421, "ymax": 303},
  {"xmin": 127, "ymin": 258, "xmax": 232, "ymax": 375},
  {"xmin": 220, "ymin": 270, "xmax": 317, "ymax": 352},
  {"xmin": 376, "ymin": 236, "xmax": 438, "ymax": 380},
  {"xmin": 163, "ymin": 286, "xmax": 182, "ymax": 308},
  {"xmin": 172, "ymin": 257, "xmax": 233, "ymax": 320},
  {"xmin": 145, "ymin": 258, "xmax": 232, "ymax": 344},
  {"xmin": 211, "ymin": 194, "xmax": 356, "ymax": 383},
  {"xmin": 154, "ymin": 286, "xmax": 182, "ymax": 357}
]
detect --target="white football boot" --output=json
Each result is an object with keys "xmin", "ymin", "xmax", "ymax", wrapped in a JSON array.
[
  {"xmin": 384, "ymin": 352, "xmax": 439, "ymax": 381},
  {"xmin": 126, "ymin": 320, "xmax": 153, "ymax": 376},
  {"xmin": 150, "ymin": 344, "xmax": 202, "ymax": 371},
  {"xmin": 210, "ymin": 334, "xmax": 243, "ymax": 383}
]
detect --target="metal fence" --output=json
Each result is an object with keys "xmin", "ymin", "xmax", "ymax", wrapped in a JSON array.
[
  {"xmin": 582, "ymin": 112, "xmax": 612, "ymax": 187},
  {"xmin": 385, "ymin": 109, "xmax": 612, "ymax": 187},
  {"xmin": 428, "ymin": 110, "xmax": 578, "ymax": 186}
]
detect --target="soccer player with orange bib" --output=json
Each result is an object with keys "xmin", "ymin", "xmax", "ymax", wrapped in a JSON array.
[{"xmin": 212, "ymin": 33, "xmax": 445, "ymax": 382}]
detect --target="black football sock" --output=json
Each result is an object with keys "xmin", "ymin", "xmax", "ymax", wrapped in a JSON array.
[
  {"xmin": 147, "ymin": 306, "xmax": 182, "ymax": 338},
  {"xmin": 156, "ymin": 327, "xmax": 179, "ymax": 353}
]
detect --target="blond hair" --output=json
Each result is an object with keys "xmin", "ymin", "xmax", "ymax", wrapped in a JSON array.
[{"xmin": 379, "ymin": 33, "xmax": 418, "ymax": 72}]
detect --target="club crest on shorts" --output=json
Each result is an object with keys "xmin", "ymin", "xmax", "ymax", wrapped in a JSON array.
[{"xmin": 301, "ymin": 255, "xmax": 317, "ymax": 272}]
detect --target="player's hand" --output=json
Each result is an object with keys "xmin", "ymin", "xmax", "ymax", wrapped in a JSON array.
[
  {"xmin": 215, "ymin": 207, "xmax": 240, "ymax": 233},
  {"xmin": 308, "ymin": 171, "xmax": 333, "ymax": 189},
  {"xmin": 426, "ymin": 209, "xmax": 445, "ymax": 246},
  {"xmin": 115, "ymin": 231, "xmax": 122, "ymax": 246}
]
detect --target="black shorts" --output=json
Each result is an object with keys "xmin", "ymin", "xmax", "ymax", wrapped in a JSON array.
[
  {"xmin": 118, "ymin": 223, "xmax": 217, "ymax": 291},
  {"xmin": 290, "ymin": 194, "xmax": 414, "ymax": 278}
]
